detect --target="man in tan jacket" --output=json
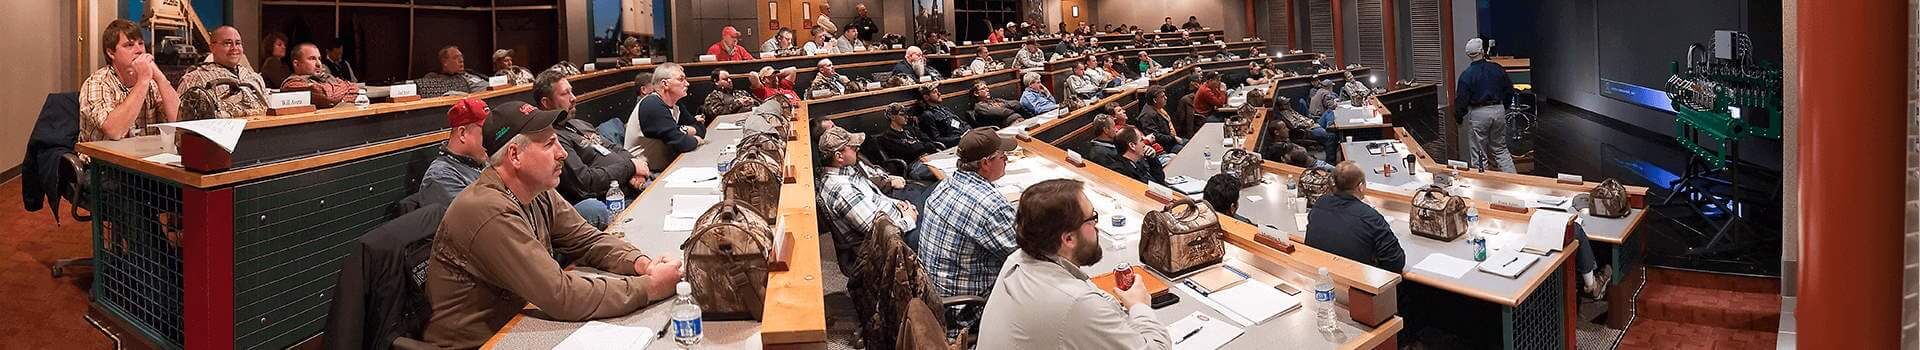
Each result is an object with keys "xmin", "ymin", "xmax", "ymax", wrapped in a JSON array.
[{"xmin": 422, "ymin": 101, "xmax": 683, "ymax": 349}]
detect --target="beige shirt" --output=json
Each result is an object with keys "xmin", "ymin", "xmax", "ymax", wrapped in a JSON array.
[
  {"xmin": 816, "ymin": 14, "xmax": 838, "ymax": 35},
  {"xmin": 976, "ymin": 249, "xmax": 1170, "ymax": 350},
  {"xmin": 422, "ymin": 169, "xmax": 658, "ymax": 349}
]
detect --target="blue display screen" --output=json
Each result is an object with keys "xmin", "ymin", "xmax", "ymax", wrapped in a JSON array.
[{"xmin": 1600, "ymin": 79, "xmax": 1675, "ymax": 113}]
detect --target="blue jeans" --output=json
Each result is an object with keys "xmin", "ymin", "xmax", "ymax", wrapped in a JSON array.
[
  {"xmin": 573, "ymin": 199, "xmax": 614, "ymax": 230},
  {"xmin": 1317, "ymin": 110, "xmax": 1336, "ymax": 130},
  {"xmin": 1307, "ymin": 126, "xmax": 1338, "ymax": 161},
  {"xmin": 596, "ymin": 118, "xmax": 626, "ymax": 149}
]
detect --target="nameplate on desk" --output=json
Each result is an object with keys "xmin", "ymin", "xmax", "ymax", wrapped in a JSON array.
[
  {"xmin": 1447, "ymin": 160, "xmax": 1470, "ymax": 169},
  {"xmin": 583, "ymin": 63, "xmax": 598, "ymax": 71},
  {"xmin": 892, "ymin": 44, "xmax": 904, "ymax": 49},
  {"xmin": 1145, "ymin": 183, "xmax": 1177, "ymax": 203},
  {"xmin": 963, "ymin": 41, "xmax": 973, "ymax": 45},
  {"xmin": 388, "ymin": 84, "xmax": 418, "ymax": 98},
  {"xmin": 697, "ymin": 55, "xmax": 718, "ymax": 62},
  {"xmin": 759, "ymin": 52, "xmax": 776, "ymax": 59},
  {"xmin": 1556, "ymin": 173, "xmax": 1584, "ymax": 185},
  {"xmin": 784, "ymin": 165, "xmax": 798, "ymax": 183},
  {"xmin": 266, "ymin": 91, "xmax": 311, "ymax": 110},
  {"xmin": 488, "ymin": 76, "xmax": 508, "ymax": 88},
  {"xmin": 1065, "ymin": 150, "xmax": 1086, "ymax": 167},
  {"xmin": 1490, "ymin": 195, "xmax": 1529, "ymax": 213},
  {"xmin": 632, "ymin": 58, "xmax": 651, "ymax": 65},
  {"xmin": 1200, "ymin": 58, "xmax": 1214, "ymax": 62}
]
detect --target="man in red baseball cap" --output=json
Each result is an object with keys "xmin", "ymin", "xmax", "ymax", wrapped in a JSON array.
[
  {"xmin": 706, "ymin": 26, "xmax": 754, "ymax": 61},
  {"xmin": 419, "ymin": 97, "xmax": 491, "ymax": 207}
]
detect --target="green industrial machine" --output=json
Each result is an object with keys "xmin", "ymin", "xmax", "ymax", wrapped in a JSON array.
[
  {"xmin": 1660, "ymin": 30, "xmax": 1783, "ymax": 262},
  {"xmin": 1666, "ymin": 30, "xmax": 1783, "ymax": 169}
]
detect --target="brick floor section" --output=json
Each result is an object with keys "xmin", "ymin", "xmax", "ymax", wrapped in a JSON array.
[
  {"xmin": 1619, "ymin": 268, "xmax": 1781, "ymax": 350},
  {"xmin": 0, "ymin": 177, "xmax": 115, "ymax": 348}
]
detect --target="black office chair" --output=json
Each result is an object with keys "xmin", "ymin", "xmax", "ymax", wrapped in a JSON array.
[{"xmin": 25, "ymin": 92, "xmax": 92, "ymax": 277}]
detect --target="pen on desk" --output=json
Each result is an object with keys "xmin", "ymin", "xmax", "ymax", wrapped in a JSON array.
[
  {"xmin": 1499, "ymin": 256, "xmax": 1521, "ymax": 268},
  {"xmin": 1175, "ymin": 326, "xmax": 1204, "ymax": 344},
  {"xmin": 1222, "ymin": 265, "xmax": 1251, "ymax": 280},
  {"xmin": 656, "ymin": 318, "xmax": 671, "ymax": 339}
]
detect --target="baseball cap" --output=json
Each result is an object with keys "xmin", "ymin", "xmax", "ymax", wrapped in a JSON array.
[
  {"xmin": 493, "ymin": 49, "xmax": 513, "ymax": 60},
  {"xmin": 817, "ymin": 126, "xmax": 866, "ymax": 157},
  {"xmin": 447, "ymin": 98, "xmax": 488, "ymax": 128},
  {"xmin": 481, "ymin": 101, "xmax": 563, "ymax": 154},
  {"xmin": 1465, "ymin": 38, "xmax": 1486, "ymax": 55},
  {"xmin": 957, "ymin": 127, "xmax": 1016, "ymax": 163}
]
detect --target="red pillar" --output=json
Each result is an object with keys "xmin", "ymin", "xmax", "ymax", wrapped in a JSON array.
[{"xmin": 1794, "ymin": 1, "xmax": 1907, "ymax": 348}]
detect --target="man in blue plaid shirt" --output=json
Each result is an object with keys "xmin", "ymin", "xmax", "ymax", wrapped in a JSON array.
[
  {"xmin": 917, "ymin": 128, "xmax": 1021, "ymax": 298},
  {"xmin": 817, "ymin": 126, "xmax": 920, "ymax": 237}
]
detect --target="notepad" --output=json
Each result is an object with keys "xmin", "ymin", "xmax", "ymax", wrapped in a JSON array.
[
  {"xmin": 1205, "ymin": 281, "xmax": 1301, "ymax": 325},
  {"xmin": 1413, "ymin": 253, "xmax": 1477, "ymax": 279},
  {"xmin": 553, "ymin": 321, "xmax": 654, "ymax": 350},
  {"xmin": 662, "ymin": 167, "xmax": 722, "ymax": 189},
  {"xmin": 1169, "ymin": 312, "xmax": 1244, "ymax": 350},
  {"xmin": 1478, "ymin": 250, "xmax": 1540, "ymax": 278},
  {"xmin": 1186, "ymin": 265, "xmax": 1251, "ymax": 294}
]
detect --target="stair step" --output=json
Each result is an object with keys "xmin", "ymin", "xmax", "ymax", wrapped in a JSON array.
[
  {"xmin": 1620, "ymin": 319, "xmax": 1777, "ymax": 350},
  {"xmin": 1648, "ymin": 267, "xmax": 1781, "ymax": 294},
  {"xmin": 1639, "ymin": 283, "xmax": 1782, "ymax": 332}
]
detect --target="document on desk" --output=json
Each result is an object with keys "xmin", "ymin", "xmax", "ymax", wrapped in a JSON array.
[
  {"xmin": 153, "ymin": 119, "xmax": 247, "ymax": 153},
  {"xmin": 670, "ymin": 195, "xmax": 723, "ymax": 218},
  {"xmin": 661, "ymin": 167, "xmax": 722, "ymax": 189},
  {"xmin": 1168, "ymin": 312, "xmax": 1244, "ymax": 350},
  {"xmin": 1413, "ymin": 253, "xmax": 1477, "ymax": 279},
  {"xmin": 1523, "ymin": 210, "xmax": 1575, "ymax": 255},
  {"xmin": 1205, "ymin": 281, "xmax": 1301, "ymax": 325},
  {"xmin": 553, "ymin": 321, "xmax": 654, "ymax": 350}
]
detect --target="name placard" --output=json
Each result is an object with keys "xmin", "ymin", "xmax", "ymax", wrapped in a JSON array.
[
  {"xmin": 267, "ymin": 91, "xmax": 311, "ymax": 109},
  {"xmin": 388, "ymin": 84, "xmax": 418, "ymax": 97},
  {"xmin": 488, "ymin": 76, "xmax": 508, "ymax": 87}
]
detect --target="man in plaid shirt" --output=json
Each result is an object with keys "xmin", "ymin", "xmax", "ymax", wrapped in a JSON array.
[
  {"xmin": 917, "ymin": 128, "xmax": 1020, "ymax": 298},
  {"xmin": 816, "ymin": 126, "xmax": 919, "ymax": 239}
]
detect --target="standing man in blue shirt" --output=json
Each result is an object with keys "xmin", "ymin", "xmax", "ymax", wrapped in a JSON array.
[{"xmin": 1454, "ymin": 38, "xmax": 1517, "ymax": 172}]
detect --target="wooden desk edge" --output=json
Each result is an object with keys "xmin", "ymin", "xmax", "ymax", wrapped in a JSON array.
[
  {"xmin": 77, "ymin": 132, "xmax": 448, "ymax": 189},
  {"xmin": 1344, "ymin": 316, "xmax": 1406, "ymax": 350}
]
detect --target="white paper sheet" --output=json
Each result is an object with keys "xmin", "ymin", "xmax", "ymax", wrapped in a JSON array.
[
  {"xmin": 553, "ymin": 321, "xmax": 654, "ymax": 350},
  {"xmin": 670, "ymin": 195, "xmax": 724, "ymax": 218},
  {"xmin": 1524, "ymin": 210, "xmax": 1575, "ymax": 254},
  {"xmin": 153, "ymin": 119, "xmax": 247, "ymax": 153},
  {"xmin": 142, "ymin": 153, "xmax": 183, "ymax": 166},
  {"xmin": 1174, "ymin": 282, "xmax": 1254, "ymax": 326},
  {"xmin": 661, "ymin": 167, "xmax": 722, "ymax": 189},
  {"xmin": 1413, "ymin": 253, "xmax": 1477, "ymax": 279},
  {"xmin": 662, "ymin": 216, "xmax": 698, "ymax": 232},
  {"xmin": 1205, "ymin": 282, "xmax": 1300, "ymax": 325},
  {"xmin": 1169, "ymin": 312, "xmax": 1245, "ymax": 350}
]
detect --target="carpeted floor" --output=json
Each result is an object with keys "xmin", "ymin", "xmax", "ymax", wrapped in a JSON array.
[{"xmin": 0, "ymin": 177, "xmax": 115, "ymax": 349}]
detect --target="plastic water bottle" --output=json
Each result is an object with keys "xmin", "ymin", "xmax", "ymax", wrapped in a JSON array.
[
  {"xmin": 717, "ymin": 147, "xmax": 736, "ymax": 173},
  {"xmin": 671, "ymin": 281, "xmax": 704, "ymax": 347},
  {"xmin": 1314, "ymin": 267, "xmax": 1338, "ymax": 332},
  {"xmin": 604, "ymin": 181, "xmax": 626, "ymax": 213},
  {"xmin": 1203, "ymin": 146, "xmax": 1216, "ymax": 171},
  {"xmin": 353, "ymin": 90, "xmax": 371, "ymax": 108}
]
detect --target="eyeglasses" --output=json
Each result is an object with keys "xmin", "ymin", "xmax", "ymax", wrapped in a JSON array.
[
  {"xmin": 216, "ymin": 40, "xmax": 244, "ymax": 48},
  {"xmin": 1081, "ymin": 212, "xmax": 1099, "ymax": 226}
]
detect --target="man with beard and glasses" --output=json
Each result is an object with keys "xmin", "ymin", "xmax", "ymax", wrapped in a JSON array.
[
  {"xmin": 890, "ymin": 46, "xmax": 944, "ymax": 83},
  {"xmin": 976, "ymin": 179, "xmax": 1169, "ymax": 349}
]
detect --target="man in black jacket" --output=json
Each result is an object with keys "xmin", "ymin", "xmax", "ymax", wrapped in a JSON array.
[
  {"xmin": 1081, "ymin": 114, "xmax": 1123, "ymax": 166},
  {"xmin": 911, "ymin": 85, "xmax": 969, "ymax": 147},
  {"xmin": 871, "ymin": 103, "xmax": 942, "ymax": 179},
  {"xmin": 1303, "ymin": 161, "xmax": 1406, "ymax": 272},
  {"xmin": 1133, "ymin": 86, "xmax": 1185, "ymax": 153},
  {"xmin": 848, "ymin": 3, "xmax": 879, "ymax": 42},
  {"xmin": 1100, "ymin": 127, "xmax": 1168, "ymax": 186},
  {"xmin": 970, "ymin": 81, "xmax": 1025, "ymax": 128},
  {"xmin": 533, "ymin": 73, "xmax": 648, "ymax": 229}
]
